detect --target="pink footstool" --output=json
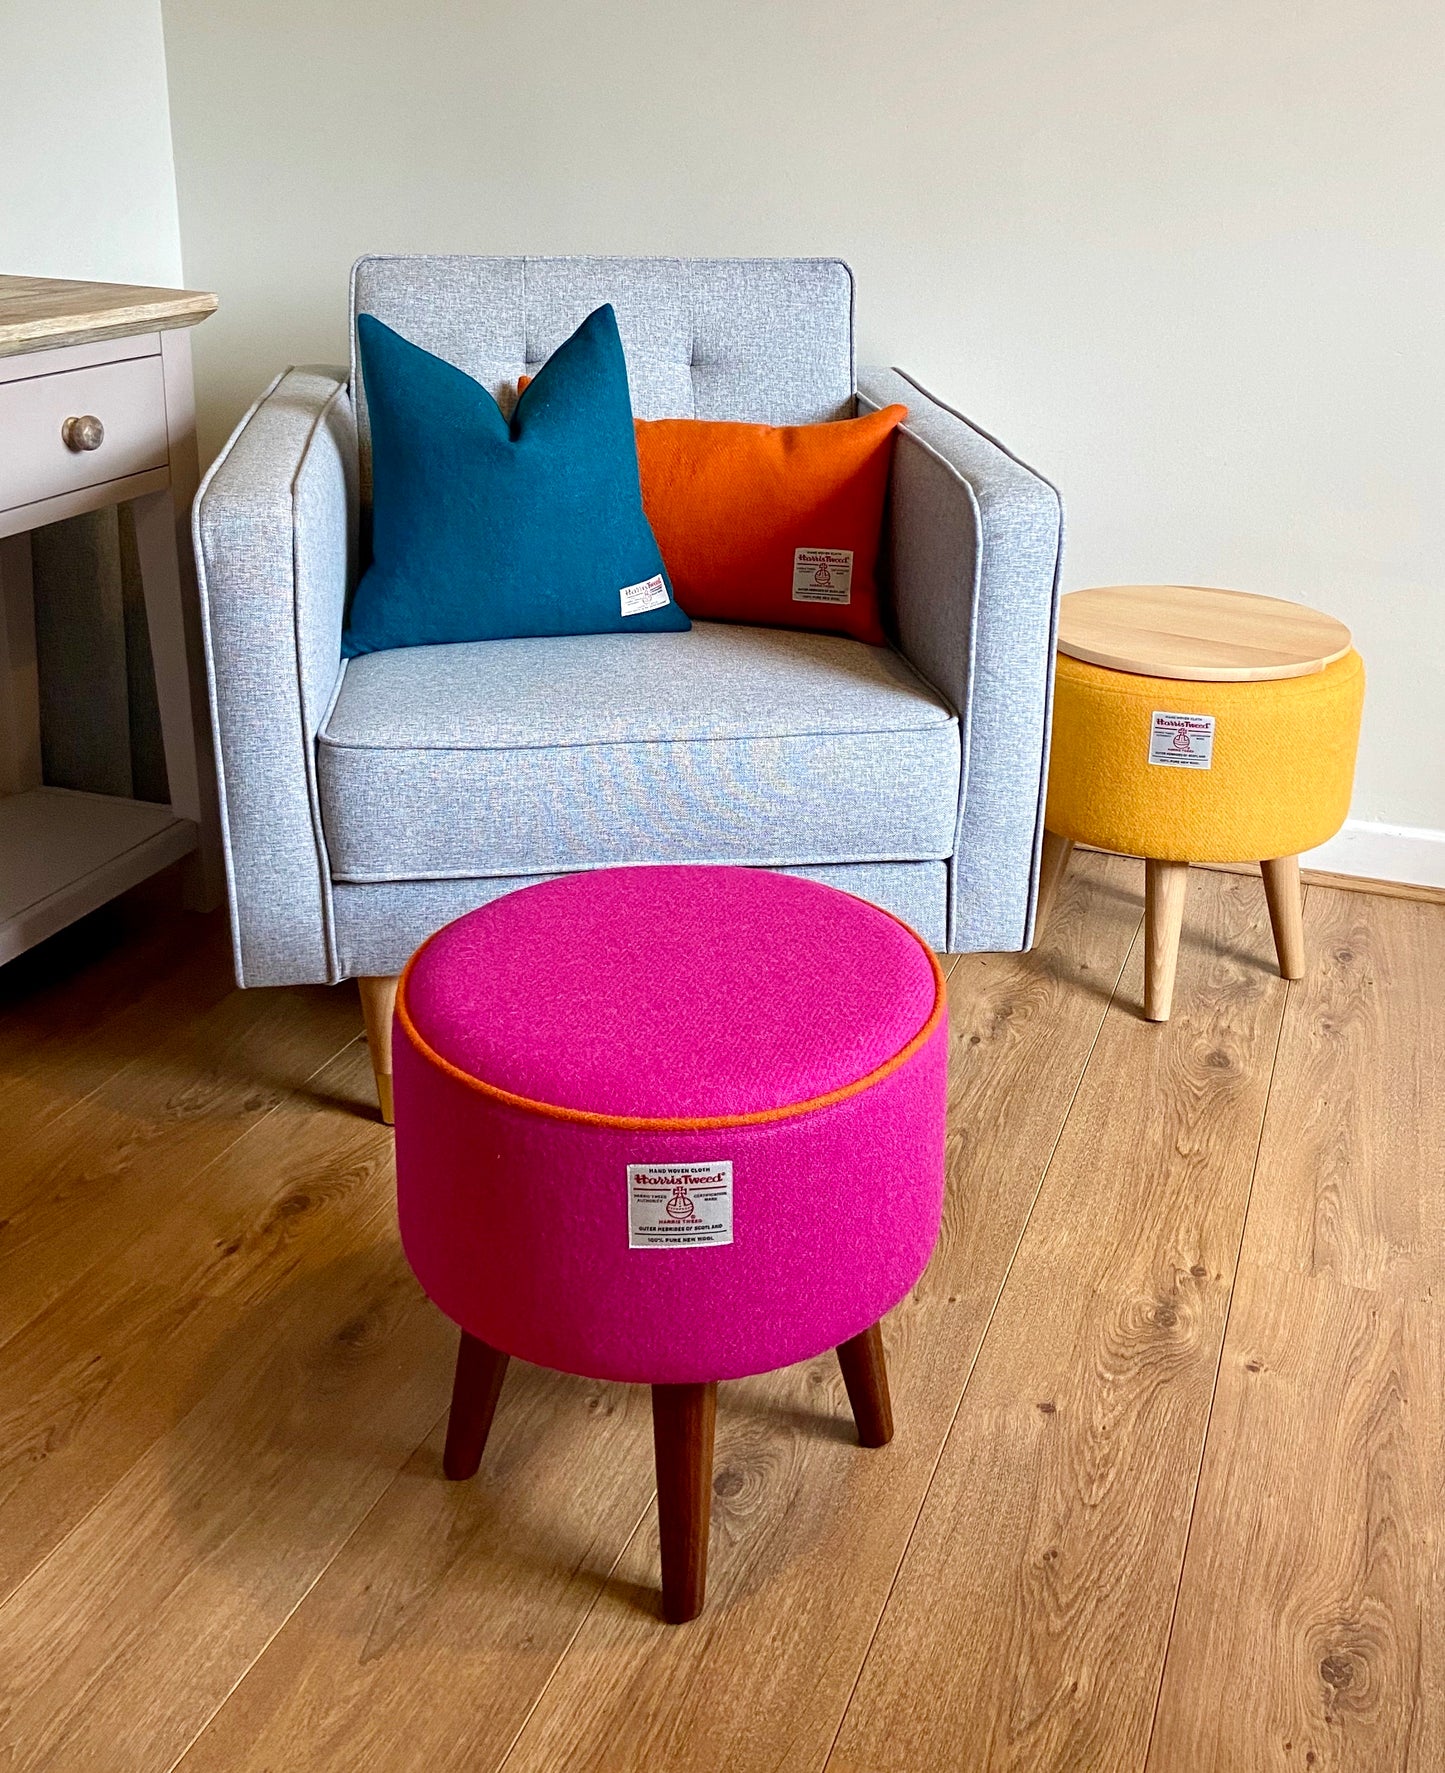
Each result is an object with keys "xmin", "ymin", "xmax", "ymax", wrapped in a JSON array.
[{"xmin": 393, "ymin": 865, "xmax": 948, "ymax": 1622}]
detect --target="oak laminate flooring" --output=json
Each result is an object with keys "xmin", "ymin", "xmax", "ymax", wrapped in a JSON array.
[
  {"xmin": 0, "ymin": 1066, "xmax": 453, "ymax": 1772},
  {"xmin": 489, "ymin": 855, "xmax": 1144, "ymax": 1773},
  {"xmin": 0, "ymin": 885, "xmax": 228, "ymax": 1148},
  {"xmin": 1218, "ymin": 889, "xmax": 1445, "ymax": 1298},
  {"xmin": 172, "ymin": 1372, "xmax": 659, "ymax": 1773},
  {"xmin": 0, "ymin": 969, "xmax": 360, "ymax": 1346},
  {"xmin": 0, "ymin": 1040, "xmax": 392, "ymax": 1606},
  {"xmin": 1147, "ymin": 1262, "xmax": 1443, "ymax": 1772},
  {"xmin": 1, "ymin": 867, "xmax": 1439, "ymax": 1772},
  {"xmin": 1147, "ymin": 890, "xmax": 1445, "ymax": 1770},
  {"xmin": 827, "ymin": 870, "xmax": 1292, "ymax": 1772}
]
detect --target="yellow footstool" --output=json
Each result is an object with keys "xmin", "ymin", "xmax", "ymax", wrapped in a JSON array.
[{"xmin": 1039, "ymin": 585, "xmax": 1364, "ymax": 1020}]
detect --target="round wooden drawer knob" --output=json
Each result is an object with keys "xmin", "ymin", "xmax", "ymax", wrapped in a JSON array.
[{"xmin": 62, "ymin": 414, "xmax": 106, "ymax": 452}]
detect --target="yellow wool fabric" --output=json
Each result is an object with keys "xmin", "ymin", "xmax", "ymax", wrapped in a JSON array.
[{"xmin": 1046, "ymin": 649, "xmax": 1364, "ymax": 863}]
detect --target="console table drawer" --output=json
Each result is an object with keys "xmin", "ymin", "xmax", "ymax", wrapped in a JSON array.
[{"xmin": 0, "ymin": 354, "xmax": 169, "ymax": 514}]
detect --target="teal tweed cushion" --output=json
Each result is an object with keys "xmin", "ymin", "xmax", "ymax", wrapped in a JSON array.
[{"xmin": 343, "ymin": 304, "xmax": 688, "ymax": 655}]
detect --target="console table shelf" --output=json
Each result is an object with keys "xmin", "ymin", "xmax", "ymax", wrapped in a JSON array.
[
  {"xmin": 0, "ymin": 274, "xmax": 219, "ymax": 963},
  {"xmin": 0, "ymin": 787, "xmax": 197, "ymax": 964}
]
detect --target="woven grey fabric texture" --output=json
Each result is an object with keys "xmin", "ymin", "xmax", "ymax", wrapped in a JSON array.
[
  {"xmin": 350, "ymin": 255, "xmax": 856, "ymax": 497},
  {"xmin": 858, "ymin": 367, "xmax": 1062, "ymax": 952},
  {"xmin": 193, "ymin": 366, "xmax": 357, "ymax": 985},
  {"xmin": 193, "ymin": 256, "xmax": 1061, "ymax": 985},
  {"xmin": 318, "ymin": 623, "xmax": 958, "ymax": 881},
  {"xmin": 332, "ymin": 860, "xmax": 948, "ymax": 978}
]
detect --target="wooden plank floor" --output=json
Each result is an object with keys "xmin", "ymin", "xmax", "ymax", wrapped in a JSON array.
[{"xmin": 0, "ymin": 856, "xmax": 1439, "ymax": 1771}]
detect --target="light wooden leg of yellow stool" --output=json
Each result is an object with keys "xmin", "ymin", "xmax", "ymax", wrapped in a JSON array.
[
  {"xmin": 1144, "ymin": 860, "xmax": 1189, "ymax": 1022},
  {"xmin": 1261, "ymin": 855, "xmax": 1305, "ymax": 980},
  {"xmin": 358, "ymin": 975, "xmax": 400, "ymax": 1124},
  {"xmin": 1033, "ymin": 830, "xmax": 1075, "ymax": 941}
]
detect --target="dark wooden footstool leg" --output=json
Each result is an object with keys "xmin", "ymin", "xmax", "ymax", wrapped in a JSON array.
[
  {"xmin": 443, "ymin": 1331, "xmax": 510, "ymax": 1480},
  {"xmin": 651, "ymin": 1381, "xmax": 717, "ymax": 1624},
  {"xmin": 837, "ymin": 1321, "xmax": 894, "ymax": 1448}
]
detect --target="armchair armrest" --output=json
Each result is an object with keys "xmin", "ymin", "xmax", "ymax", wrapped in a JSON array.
[
  {"xmin": 859, "ymin": 368, "xmax": 1063, "ymax": 952},
  {"xmin": 193, "ymin": 367, "xmax": 358, "ymax": 985}
]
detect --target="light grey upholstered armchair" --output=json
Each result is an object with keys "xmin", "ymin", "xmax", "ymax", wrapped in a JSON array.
[{"xmin": 195, "ymin": 256, "xmax": 1062, "ymax": 1119}]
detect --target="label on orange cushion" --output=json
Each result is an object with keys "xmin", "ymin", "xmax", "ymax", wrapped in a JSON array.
[
  {"xmin": 1149, "ymin": 711, "xmax": 1216, "ymax": 769},
  {"xmin": 792, "ymin": 547, "xmax": 854, "ymax": 605},
  {"xmin": 627, "ymin": 1162, "xmax": 734, "ymax": 1249},
  {"xmin": 619, "ymin": 572, "xmax": 671, "ymax": 618}
]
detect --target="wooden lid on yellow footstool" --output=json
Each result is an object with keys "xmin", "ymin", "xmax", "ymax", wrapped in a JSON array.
[{"xmin": 1059, "ymin": 584, "xmax": 1352, "ymax": 683}]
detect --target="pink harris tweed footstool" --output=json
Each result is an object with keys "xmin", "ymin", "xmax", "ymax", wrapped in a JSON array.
[{"xmin": 392, "ymin": 864, "xmax": 948, "ymax": 1622}]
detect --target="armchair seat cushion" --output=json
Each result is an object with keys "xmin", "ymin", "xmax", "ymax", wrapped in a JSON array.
[{"xmin": 317, "ymin": 621, "xmax": 959, "ymax": 883}]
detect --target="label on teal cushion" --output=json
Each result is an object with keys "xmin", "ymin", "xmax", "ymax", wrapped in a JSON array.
[
  {"xmin": 627, "ymin": 1162, "xmax": 733, "ymax": 1249},
  {"xmin": 1149, "ymin": 711, "xmax": 1215, "ymax": 769},
  {"xmin": 619, "ymin": 573, "xmax": 671, "ymax": 617},
  {"xmin": 792, "ymin": 547, "xmax": 853, "ymax": 605}
]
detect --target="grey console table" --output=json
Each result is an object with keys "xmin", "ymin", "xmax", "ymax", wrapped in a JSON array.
[{"xmin": 0, "ymin": 275, "xmax": 220, "ymax": 963}]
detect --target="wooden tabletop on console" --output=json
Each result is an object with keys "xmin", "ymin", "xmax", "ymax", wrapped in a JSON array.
[
  {"xmin": 0, "ymin": 275, "xmax": 218, "ymax": 358},
  {"xmin": 1058, "ymin": 583, "xmax": 1353, "ymax": 682}
]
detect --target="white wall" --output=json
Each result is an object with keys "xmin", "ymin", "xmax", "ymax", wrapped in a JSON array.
[
  {"xmin": 1, "ymin": 0, "xmax": 183, "ymax": 284},
  {"xmin": 158, "ymin": 0, "xmax": 1445, "ymax": 859}
]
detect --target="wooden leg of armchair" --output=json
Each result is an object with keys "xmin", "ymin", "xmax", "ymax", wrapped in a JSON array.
[
  {"xmin": 358, "ymin": 974, "xmax": 400, "ymax": 1124},
  {"xmin": 1033, "ymin": 829, "xmax": 1075, "ymax": 942}
]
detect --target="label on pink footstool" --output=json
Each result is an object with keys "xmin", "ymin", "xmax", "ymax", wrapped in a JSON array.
[{"xmin": 627, "ymin": 1162, "xmax": 734, "ymax": 1249}]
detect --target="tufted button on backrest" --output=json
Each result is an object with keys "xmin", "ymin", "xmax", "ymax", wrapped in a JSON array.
[{"xmin": 349, "ymin": 254, "xmax": 856, "ymax": 500}]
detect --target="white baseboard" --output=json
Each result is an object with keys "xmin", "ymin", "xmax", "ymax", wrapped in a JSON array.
[{"xmin": 1304, "ymin": 820, "xmax": 1445, "ymax": 889}]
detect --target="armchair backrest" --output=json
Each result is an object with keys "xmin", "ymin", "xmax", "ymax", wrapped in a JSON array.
[{"xmin": 349, "ymin": 254, "xmax": 856, "ymax": 495}]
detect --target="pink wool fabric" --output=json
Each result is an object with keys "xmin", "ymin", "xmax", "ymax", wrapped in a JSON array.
[
  {"xmin": 400, "ymin": 866, "xmax": 937, "ymax": 1119},
  {"xmin": 394, "ymin": 866, "xmax": 948, "ymax": 1384}
]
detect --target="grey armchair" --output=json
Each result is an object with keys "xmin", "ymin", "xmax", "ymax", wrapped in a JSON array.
[{"xmin": 195, "ymin": 256, "xmax": 1062, "ymax": 1119}]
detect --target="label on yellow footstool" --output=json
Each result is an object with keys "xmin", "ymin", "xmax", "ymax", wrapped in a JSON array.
[{"xmin": 1149, "ymin": 711, "xmax": 1215, "ymax": 769}]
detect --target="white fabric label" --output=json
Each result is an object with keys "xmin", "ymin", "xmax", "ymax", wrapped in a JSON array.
[
  {"xmin": 627, "ymin": 1162, "xmax": 733, "ymax": 1249},
  {"xmin": 1149, "ymin": 711, "xmax": 1216, "ymax": 769},
  {"xmin": 792, "ymin": 547, "xmax": 854, "ymax": 605},
  {"xmin": 619, "ymin": 573, "xmax": 671, "ymax": 617}
]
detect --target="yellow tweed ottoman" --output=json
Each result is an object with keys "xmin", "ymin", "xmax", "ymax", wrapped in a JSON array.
[{"xmin": 1039, "ymin": 585, "xmax": 1364, "ymax": 1020}]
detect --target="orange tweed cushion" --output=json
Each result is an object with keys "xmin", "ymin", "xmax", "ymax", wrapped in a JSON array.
[{"xmin": 517, "ymin": 381, "xmax": 905, "ymax": 644}]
